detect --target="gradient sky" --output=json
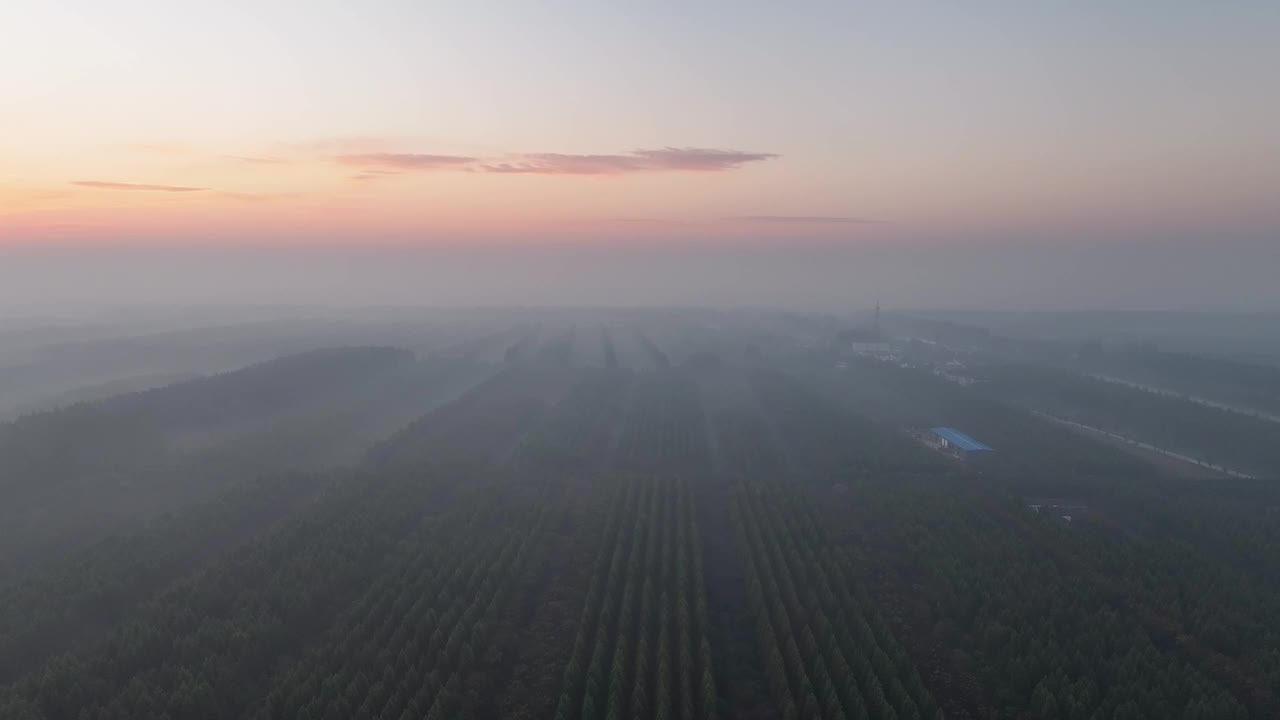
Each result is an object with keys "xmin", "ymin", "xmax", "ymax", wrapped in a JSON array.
[{"xmin": 2, "ymin": 2, "xmax": 1278, "ymax": 307}]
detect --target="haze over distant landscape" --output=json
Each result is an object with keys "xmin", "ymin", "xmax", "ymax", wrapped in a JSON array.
[
  {"xmin": 10, "ymin": 4, "xmax": 1280, "ymax": 720},
  {"xmin": 3, "ymin": 2, "xmax": 1278, "ymax": 309}
]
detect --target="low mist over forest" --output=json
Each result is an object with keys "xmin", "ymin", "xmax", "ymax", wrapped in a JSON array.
[{"xmin": 2, "ymin": 306, "xmax": 1280, "ymax": 719}]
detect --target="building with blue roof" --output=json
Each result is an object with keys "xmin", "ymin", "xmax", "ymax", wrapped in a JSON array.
[{"xmin": 928, "ymin": 427, "xmax": 993, "ymax": 456}]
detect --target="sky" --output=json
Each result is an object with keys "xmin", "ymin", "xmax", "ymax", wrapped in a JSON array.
[{"xmin": 1, "ymin": 2, "xmax": 1278, "ymax": 309}]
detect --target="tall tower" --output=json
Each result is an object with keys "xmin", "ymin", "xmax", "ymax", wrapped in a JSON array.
[{"xmin": 874, "ymin": 300, "xmax": 881, "ymax": 337}]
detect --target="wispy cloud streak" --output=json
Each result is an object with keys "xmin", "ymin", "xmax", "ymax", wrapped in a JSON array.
[
  {"xmin": 631, "ymin": 148, "xmax": 779, "ymax": 172},
  {"xmin": 479, "ymin": 147, "xmax": 778, "ymax": 175},
  {"xmin": 335, "ymin": 146, "xmax": 779, "ymax": 176},
  {"xmin": 336, "ymin": 153, "xmax": 477, "ymax": 170},
  {"xmin": 73, "ymin": 181, "xmax": 207, "ymax": 192},
  {"xmin": 226, "ymin": 155, "xmax": 288, "ymax": 165},
  {"xmin": 219, "ymin": 191, "xmax": 304, "ymax": 202},
  {"xmin": 729, "ymin": 215, "xmax": 880, "ymax": 224}
]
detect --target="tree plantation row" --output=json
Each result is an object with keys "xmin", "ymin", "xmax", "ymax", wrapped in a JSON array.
[{"xmin": 4, "ymin": 351, "xmax": 1280, "ymax": 718}]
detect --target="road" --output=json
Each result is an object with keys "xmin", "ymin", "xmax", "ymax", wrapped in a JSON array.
[
  {"xmin": 1032, "ymin": 410, "xmax": 1258, "ymax": 480},
  {"xmin": 1087, "ymin": 373, "xmax": 1280, "ymax": 424}
]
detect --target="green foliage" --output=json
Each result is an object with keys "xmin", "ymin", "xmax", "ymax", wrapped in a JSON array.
[{"xmin": 553, "ymin": 474, "xmax": 719, "ymax": 720}]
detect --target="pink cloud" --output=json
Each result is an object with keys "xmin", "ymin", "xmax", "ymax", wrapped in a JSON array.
[{"xmin": 481, "ymin": 153, "xmax": 644, "ymax": 175}]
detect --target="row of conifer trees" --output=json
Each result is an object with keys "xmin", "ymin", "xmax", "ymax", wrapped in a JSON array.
[
  {"xmin": 732, "ymin": 478, "xmax": 940, "ymax": 720},
  {"xmin": 554, "ymin": 475, "xmax": 717, "ymax": 720},
  {"xmin": 254, "ymin": 489, "xmax": 552, "ymax": 720}
]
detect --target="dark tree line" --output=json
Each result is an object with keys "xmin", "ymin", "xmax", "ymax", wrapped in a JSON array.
[
  {"xmin": 553, "ymin": 475, "xmax": 716, "ymax": 720},
  {"xmin": 845, "ymin": 485, "xmax": 1251, "ymax": 720},
  {"xmin": 0, "ymin": 465, "xmax": 458, "ymax": 720},
  {"xmin": 0, "ymin": 472, "xmax": 326, "ymax": 683},
  {"xmin": 252, "ymin": 489, "xmax": 553, "ymax": 720}
]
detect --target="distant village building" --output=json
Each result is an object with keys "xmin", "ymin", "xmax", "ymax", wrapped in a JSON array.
[
  {"xmin": 924, "ymin": 427, "xmax": 993, "ymax": 458},
  {"xmin": 932, "ymin": 364, "xmax": 978, "ymax": 386},
  {"xmin": 844, "ymin": 328, "xmax": 892, "ymax": 355}
]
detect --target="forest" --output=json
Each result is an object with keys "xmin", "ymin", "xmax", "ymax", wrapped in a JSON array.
[{"xmin": 1, "ymin": 311, "xmax": 1279, "ymax": 719}]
